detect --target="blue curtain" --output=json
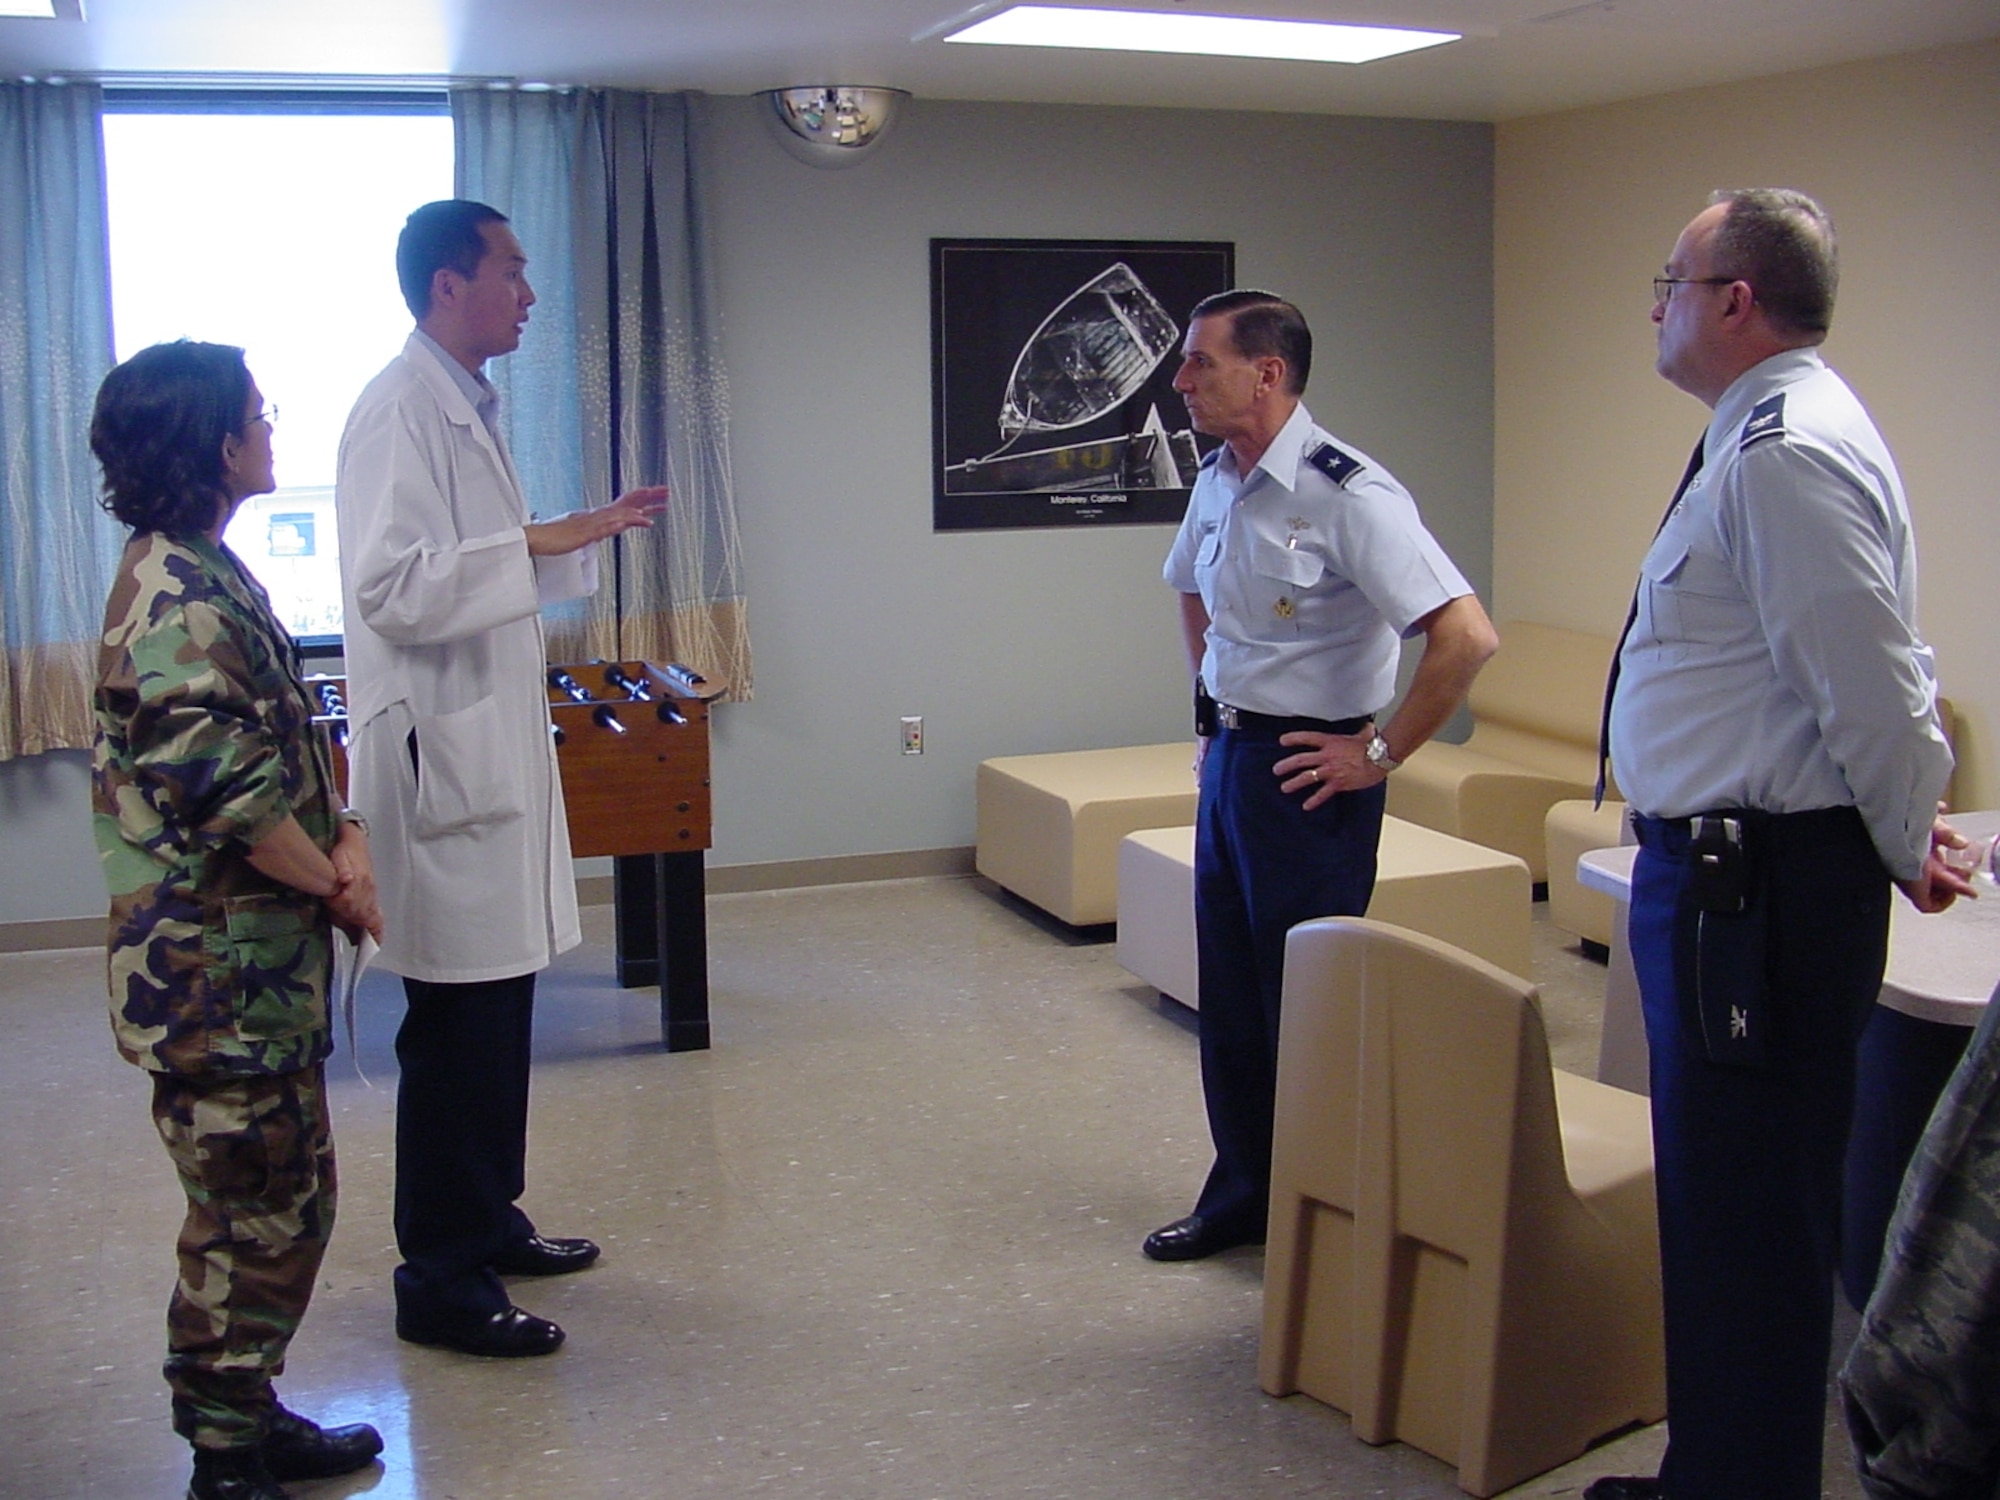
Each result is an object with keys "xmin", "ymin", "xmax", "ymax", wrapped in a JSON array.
[
  {"xmin": 452, "ymin": 87, "xmax": 588, "ymax": 524},
  {"xmin": 0, "ymin": 80, "xmax": 119, "ymax": 760},
  {"xmin": 454, "ymin": 87, "xmax": 750, "ymax": 695}
]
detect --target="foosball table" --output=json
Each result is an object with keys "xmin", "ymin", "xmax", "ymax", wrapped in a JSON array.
[{"xmin": 309, "ymin": 660, "xmax": 724, "ymax": 1052}]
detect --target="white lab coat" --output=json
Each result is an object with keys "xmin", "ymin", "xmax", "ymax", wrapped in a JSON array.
[{"xmin": 335, "ymin": 333, "xmax": 594, "ymax": 983}]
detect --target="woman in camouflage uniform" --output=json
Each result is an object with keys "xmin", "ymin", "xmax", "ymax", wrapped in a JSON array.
[{"xmin": 90, "ymin": 342, "xmax": 387, "ymax": 1500}]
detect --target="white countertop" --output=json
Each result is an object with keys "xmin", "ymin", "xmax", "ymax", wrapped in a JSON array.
[{"xmin": 1578, "ymin": 810, "xmax": 2000, "ymax": 1027}]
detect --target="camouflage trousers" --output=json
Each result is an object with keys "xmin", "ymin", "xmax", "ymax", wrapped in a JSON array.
[{"xmin": 150, "ymin": 1063, "xmax": 337, "ymax": 1450}]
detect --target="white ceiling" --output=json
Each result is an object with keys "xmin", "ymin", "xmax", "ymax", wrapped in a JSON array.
[{"xmin": 0, "ymin": 0, "xmax": 1994, "ymax": 121}]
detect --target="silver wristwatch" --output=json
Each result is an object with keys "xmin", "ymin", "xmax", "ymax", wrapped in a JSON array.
[{"xmin": 1364, "ymin": 732, "xmax": 1401, "ymax": 772}]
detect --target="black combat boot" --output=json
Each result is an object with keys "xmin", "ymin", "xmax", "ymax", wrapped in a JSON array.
[
  {"xmin": 260, "ymin": 1404, "xmax": 384, "ymax": 1480},
  {"xmin": 185, "ymin": 1445, "xmax": 286, "ymax": 1500}
]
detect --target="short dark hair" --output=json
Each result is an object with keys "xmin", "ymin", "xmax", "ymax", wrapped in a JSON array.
[
  {"xmin": 1707, "ymin": 188, "xmax": 1838, "ymax": 340},
  {"xmin": 90, "ymin": 341, "xmax": 252, "ymax": 538},
  {"xmin": 1190, "ymin": 289, "xmax": 1312, "ymax": 394},
  {"xmin": 396, "ymin": 199, "xmax": 509, "ymax": 320}
]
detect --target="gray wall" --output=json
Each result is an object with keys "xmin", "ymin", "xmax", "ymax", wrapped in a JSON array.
[
  {"xmin": 702, "ymin": 97, "xmax": 1493, "ymax": 868},
  {"xmin": 0, "ymin": 96, "xmax": 1493, "ymax": 927}
]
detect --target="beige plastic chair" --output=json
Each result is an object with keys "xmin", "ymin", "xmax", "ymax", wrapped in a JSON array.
[{"xmin": 1259, "ymin": 917, "xmax": 1664, "ymax": 1497}]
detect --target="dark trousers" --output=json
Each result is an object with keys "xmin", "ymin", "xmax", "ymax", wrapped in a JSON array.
[
  {"xmin": 1191, "ymin": 726, "xmax": 1385, "ymax": 1234},
  {"xmin": 393, "ymin": 972, "xmax": 538, "ymax": 1318},
  {"xmin": 1630, "ymin": 809, "xmax": 1890, "ymax": 1500}
]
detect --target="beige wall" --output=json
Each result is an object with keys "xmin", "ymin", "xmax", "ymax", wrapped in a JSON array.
[{"xmin": 1495, "ymin": 39, "xmax": 2000, "ymax": 808}]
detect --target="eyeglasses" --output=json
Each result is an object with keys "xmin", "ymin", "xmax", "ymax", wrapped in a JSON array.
[
  {"xmin": 1653, "ymin": 276, "xmax": 1735, "ymax": 306},
  {"xmin": 248, "ymin": 405, "xmax": 279, "ymax": 429}
]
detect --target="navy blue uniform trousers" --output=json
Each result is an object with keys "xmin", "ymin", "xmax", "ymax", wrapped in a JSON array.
[
  {"xmin": 1192, "ymin": 725, "xmax": 1386, "ymax": 1236},
  {"xmin": 1630, "ymin": 808, "xmax": 1890, "ymax": 1500},
  {"xmin": 393, "ymin": 972, "xmax": 540, "ymax": 1318}
]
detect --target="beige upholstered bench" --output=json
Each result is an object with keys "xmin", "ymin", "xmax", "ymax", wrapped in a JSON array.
[
  {"xmin": 1115, "ymin": 816, "xmax": 1533, "ymax": 1009},
  {"xmin": 975, "ymin": 743, "xmax": 1198, "ymax": 926},
  {"xmin": 1385, "ymin": 620, "xmax": 1616, "ymax": 883}
]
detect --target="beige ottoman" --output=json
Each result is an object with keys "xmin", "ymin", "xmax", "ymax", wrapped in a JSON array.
[
  {"xmin": 976, "ymin": 743, "xmax": 1199, "ymax": 926},
  {"xmin": 1116, "ymin": 816, "xmax": 1534, "ymax": 1008},
  {"xmin": 1545, "ymin": 798, "xmax": 1632, "ymax": 951}
]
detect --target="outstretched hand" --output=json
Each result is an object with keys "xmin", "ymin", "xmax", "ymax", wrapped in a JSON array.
[{"xmin": 525, "ymin": 486, "xmax": 670, "ymax": 557}]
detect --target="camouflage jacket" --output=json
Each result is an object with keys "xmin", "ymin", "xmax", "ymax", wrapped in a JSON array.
[
  {"xmin": 92, "ymin": 531, "xmax": 339, "ymax": 1077},
  {"xmin": 1841, "ymin": 994, "xmax": 2000, "ymax": 1500}
]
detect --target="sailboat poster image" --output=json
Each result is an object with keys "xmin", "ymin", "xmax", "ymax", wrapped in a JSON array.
[{"xmin": 931, "ymin": 239, "xmax": 1234, "ymax": 531}]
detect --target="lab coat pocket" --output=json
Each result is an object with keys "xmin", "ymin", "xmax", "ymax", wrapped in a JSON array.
[{"xmin": 411, "ymin": 696, "xmax": 528, "ymax": 838}]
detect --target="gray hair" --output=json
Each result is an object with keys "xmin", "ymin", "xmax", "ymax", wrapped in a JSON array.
[{"xmin": 1706, "ymin": 187, "xmax": 1838, "ymax": 341}]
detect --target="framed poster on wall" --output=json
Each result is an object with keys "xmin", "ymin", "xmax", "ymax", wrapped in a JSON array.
[{"xmin": 931, "ymin": 238, "xmax": 1234, "ymax": 531}]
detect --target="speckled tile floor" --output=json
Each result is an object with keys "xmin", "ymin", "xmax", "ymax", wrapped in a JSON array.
[{"xmin": 0, "ymin": 879, "xmax": 1863, "ymax": 1500}]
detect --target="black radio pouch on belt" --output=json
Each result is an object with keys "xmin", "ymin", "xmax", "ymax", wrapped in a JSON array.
[
  {"xmin": 1194, "ymin": 677, "xmax": 1217, "ymax": 739},
  {"xmin": 1676, "ymin": 812, "xmax": 1772, "ymax": 1069}
]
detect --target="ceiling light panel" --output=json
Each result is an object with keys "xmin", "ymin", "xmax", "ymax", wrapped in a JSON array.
[{"xmin": 943, "ymin": 6, "xmax": 1460, "ymax": 63}]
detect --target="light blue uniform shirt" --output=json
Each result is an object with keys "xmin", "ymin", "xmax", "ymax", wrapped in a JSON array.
[
  {"xmin": 1163, "ymin": 401, "xmax": 1470, "ymax": 720},
  {"xmin": 1609, "ymin": 348, "xmax": 1951, "ymax": 880}
]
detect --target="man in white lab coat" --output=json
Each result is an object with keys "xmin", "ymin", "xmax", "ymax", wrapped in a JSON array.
[{"xmin": 336, "ymin": 199, "xmax": 665, "ymax": 1358}]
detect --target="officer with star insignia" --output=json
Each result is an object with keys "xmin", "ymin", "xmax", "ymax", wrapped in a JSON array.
[
  {"xmin": 1148, "ymin": 289, "xmax": 1498, "ymax": 1263},
  {"xmin": 1585, "ymin": 189, "xmax": 1963, "ymax": 1500}
]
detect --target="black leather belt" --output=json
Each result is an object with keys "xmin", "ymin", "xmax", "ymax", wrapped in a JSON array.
[
  {"xmin": 1215, "ymin": 703, "xmax": 1370, "ymax": 736},
  {"xmin": 1632, "ymin": 806, "xmax": 1857, "ymax": 852}
]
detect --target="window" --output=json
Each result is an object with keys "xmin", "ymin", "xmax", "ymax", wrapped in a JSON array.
[{"xmin": 102, "ymin": 94, "xmax": 454, "ymax": 644}]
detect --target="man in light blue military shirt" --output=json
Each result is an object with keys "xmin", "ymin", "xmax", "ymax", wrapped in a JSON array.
[
  {"xmin": 1148, "ymin": 289, "xmax": 1497, "ymax": 1262},
  {"xmin": 1588, "ymin": 190, "xmax": 1964, "ymax": 1500}
]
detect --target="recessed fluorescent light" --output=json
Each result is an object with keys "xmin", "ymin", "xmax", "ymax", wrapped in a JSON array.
[
  {"xmin": 943, "ymin": 6, "xmax": 1458, "ymax": 64},
  {"xmin": 0, "ymin": 0, "xmax": 82, "ymax": 17}
]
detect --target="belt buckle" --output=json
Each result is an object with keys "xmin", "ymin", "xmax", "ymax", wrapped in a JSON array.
[{"xmin": 1216, "ymin": 703, "xmax": 1242, "ymax": 731}]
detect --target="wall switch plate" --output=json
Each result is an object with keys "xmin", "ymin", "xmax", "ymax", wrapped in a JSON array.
[{"xmin": 900, "ymin": 715, "xmax": 923, "ymax": 755}]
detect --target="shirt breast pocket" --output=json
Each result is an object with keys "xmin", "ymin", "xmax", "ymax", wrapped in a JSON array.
[
  {"xmin": 1252, "ymin": 536, "xmax": 1325, "ymax": 633},
  {"xmin": 1639, "ymin": 536, "xmax": 1742, "ymax": 649}
]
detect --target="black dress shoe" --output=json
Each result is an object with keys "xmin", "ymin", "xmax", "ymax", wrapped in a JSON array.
[
  {"xmin": 489, "ymin": 1233, "xmax": 601, "ymax": 1276},
  {"xmin": 1583, "ymin": 1477, "xmax": 1664, "ymax": 1500},
  {"xmin": 397, "ymin": 1303, "xmax": 566, "ymax": 1357},
  {"xmin": 260, "ymin": 1404, "xmax": 384, "ymax": 1481},
  {"xmin": 186, "ymin": 1446, "xmax": 285, "ymax": 1500},
  {"xmin": 1142, "ymin": 1214, "xmax": 1262, "ymax": 1262}
]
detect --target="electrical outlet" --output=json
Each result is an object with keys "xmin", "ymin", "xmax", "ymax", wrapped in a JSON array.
[{"xmin": 900, "ymin": 715, "xmax": 924, "ymax": 755}]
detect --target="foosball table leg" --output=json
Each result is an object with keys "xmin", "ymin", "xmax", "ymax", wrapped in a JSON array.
[
  {"xmin": 655, "ymin": 851, "xmax": 710, "ymax": 1052},
  {"xmin": 611, "ymin": 852, "xmax": 711, "ymax": 1051}
]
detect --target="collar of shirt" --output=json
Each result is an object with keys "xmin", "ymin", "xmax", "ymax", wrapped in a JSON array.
[
  {"xmin": 1705, "ymin": 346, "xmax": 1825, "ymax": 461},
  {"xmin": 1215, "ymin": 400, "xmax": 1315, "ymax": 494},
  {"xmin": 413, "ymin": 327, "xmax": 503, "ymax": 439}
]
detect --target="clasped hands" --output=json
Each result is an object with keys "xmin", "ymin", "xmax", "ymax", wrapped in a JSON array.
[
  {"xmin": 329, "ymin": 822, "xmax": 384, "ymax": 944},
  {"xmin": 1900, "ymin": 811, "xmax": 1979, "ymax": 914}
]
